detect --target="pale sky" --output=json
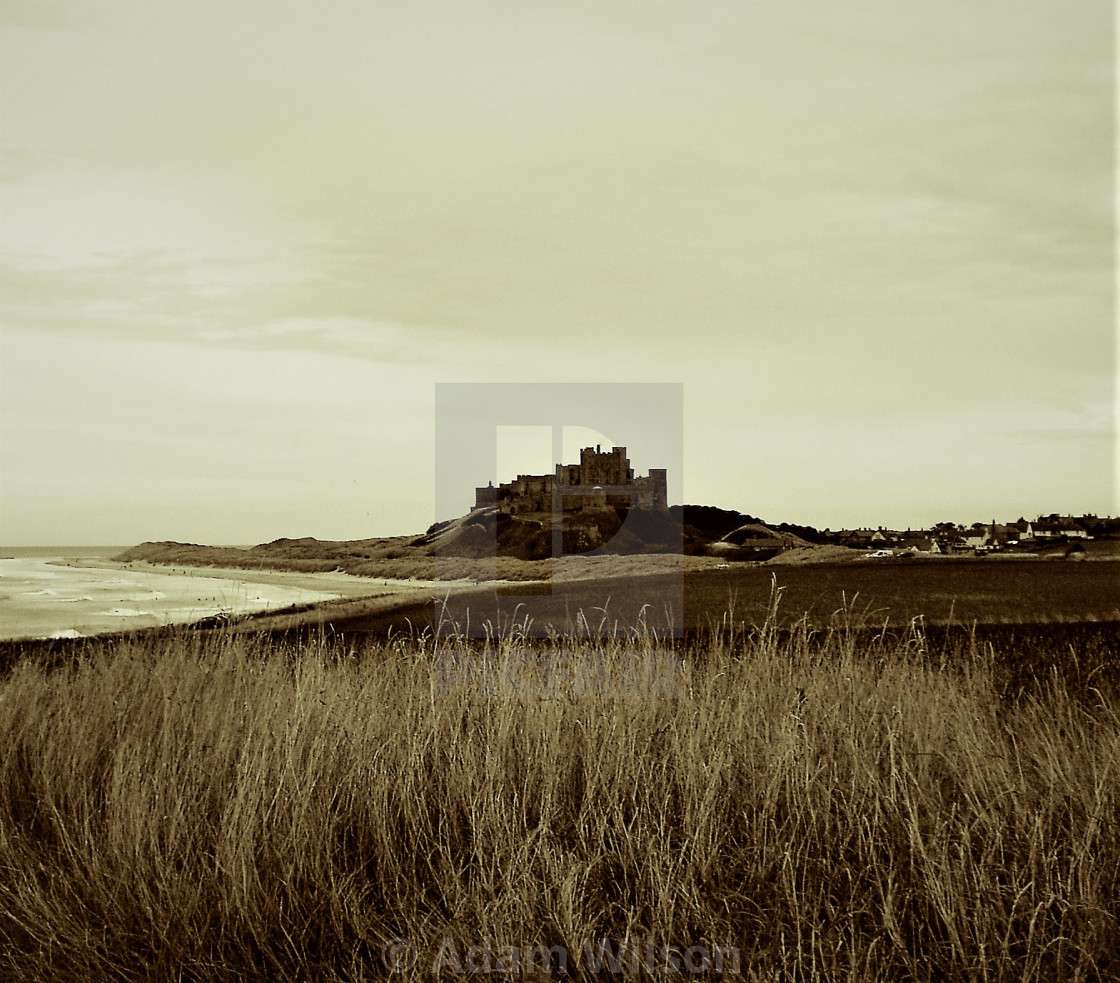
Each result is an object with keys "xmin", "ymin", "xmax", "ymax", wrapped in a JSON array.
[{"xmin": 1, "ymin": 0, "xmax": 1115, "ymax": 545}]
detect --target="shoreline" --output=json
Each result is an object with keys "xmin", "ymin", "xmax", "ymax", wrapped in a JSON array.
[
  {"xmin": 3, "ymin": 556, "xmax": 476, "ymax": 644},
  {"xmin": 56, "ymin": 556, "xmax": 465, "ymax": 599}
]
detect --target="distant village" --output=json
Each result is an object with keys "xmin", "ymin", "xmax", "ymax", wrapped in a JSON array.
[
  {"xmin": 683, "ymin": 510, "xmax": 1119, "ymax": 562},
  {"xmin": 812, "ymin": 514, "xmax": 1118, "ymax": 558}
]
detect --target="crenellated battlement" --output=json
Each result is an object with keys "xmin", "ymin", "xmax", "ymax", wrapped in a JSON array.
[{"xmin": 475, "ymin": 445, "xmax": 667, "ymax": 514}]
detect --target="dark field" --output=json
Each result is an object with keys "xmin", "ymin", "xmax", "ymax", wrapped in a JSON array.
[
  {"xmin": 210, "ymin": 558, "xmax": 1120, "ymax": 704},
  {"xmin": 316, "ymin": 558, "xmax": 1120, "ymax": 637}
]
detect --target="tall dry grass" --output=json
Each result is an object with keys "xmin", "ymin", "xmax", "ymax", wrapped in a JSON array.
[{"xmin": 0, "ymin": 608, "xmax": 1117, "ymax": 981}]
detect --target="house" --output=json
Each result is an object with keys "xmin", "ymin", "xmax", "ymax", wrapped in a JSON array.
[
  {"xmin": 963, "ymin": 523, "xmax": 991, "ymax": 549},
  {"xmin": 896, "ymin": 534, "xmax": 934, "ymax": 553},
  {"xmin": 1031, "ymin": 516, "xmax": 1089, "ymax": 539},
  {"xmin": 964, "ymin": 521, "xmax": 1026, "ymax": 548},
  {"xmin": 838, "ymin": 529, "xmax": 887, "ymax": 548}
]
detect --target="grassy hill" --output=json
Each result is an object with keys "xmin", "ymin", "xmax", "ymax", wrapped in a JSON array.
[{"xmin": 116, "ymin": 506, "xmax": 803, "ymax": 578}]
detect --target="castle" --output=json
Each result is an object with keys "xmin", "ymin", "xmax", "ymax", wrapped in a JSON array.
[{"xmin": 475, "ymin": 445, "xmax": 668, "ymax": 515}]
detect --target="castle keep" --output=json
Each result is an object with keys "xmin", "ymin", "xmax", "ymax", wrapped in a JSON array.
[{"xmin": 475, "ymin": 445, "xmax": 668, "ymax": 515}]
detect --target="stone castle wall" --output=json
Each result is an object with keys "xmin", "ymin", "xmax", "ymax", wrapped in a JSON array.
[{"xmin": 475, "ymin": 445, "xmax": 667, "ymax": 514}]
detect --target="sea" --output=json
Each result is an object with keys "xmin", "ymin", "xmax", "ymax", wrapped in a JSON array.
[{"xmin": 0, "ymin": 546, "xmax": 340, "ymax": 641}]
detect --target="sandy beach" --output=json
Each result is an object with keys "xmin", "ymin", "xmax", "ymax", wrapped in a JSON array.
[
  {"xmin": 63, "ymin": 556, "xmax": 454, "ymax": 598},
  {"xmin": 0, "ymin": 551, "xmax": 747, "ymax": 642},
  {"xmin": 0, "ymin": 555, "xmax": 467, "ymax": 641}
]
